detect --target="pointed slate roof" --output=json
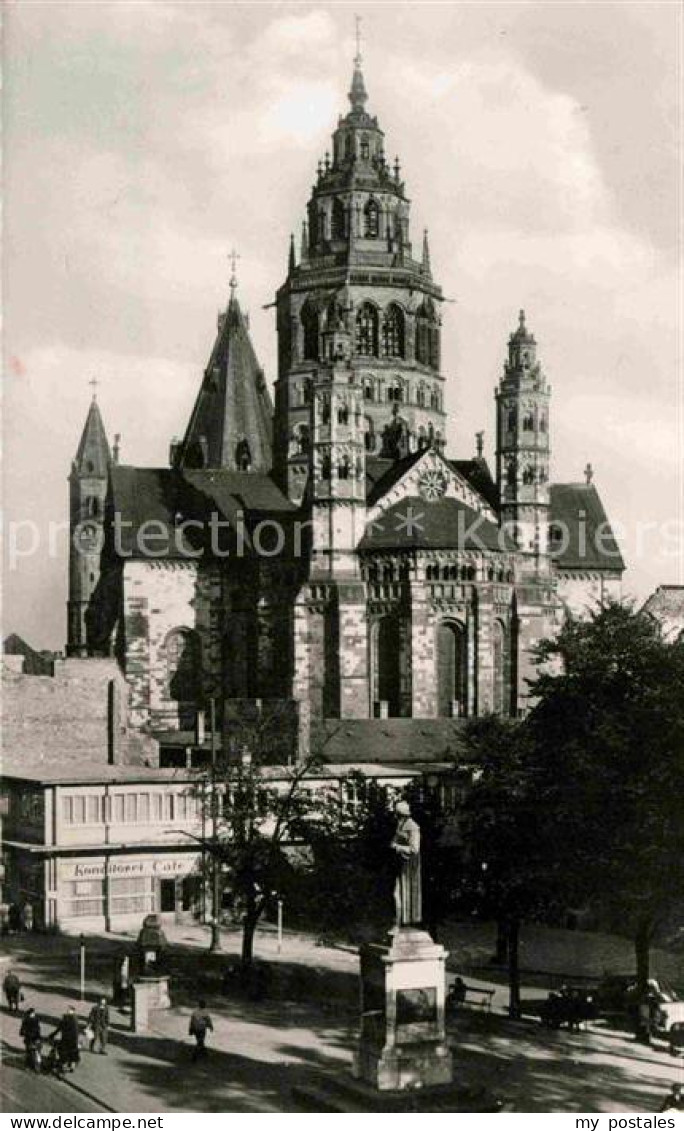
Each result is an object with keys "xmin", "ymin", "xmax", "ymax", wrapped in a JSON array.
[
  {"xmin": 549, "ymin": 483, "xmax": 625, "ymax": 571},
  {"xmin": 178, "ymin": 293, "xmax": 273, "ymax": 473},
  {"xmin": 72, "ymin": 397, "xmax": 111, "ymax": 477}
]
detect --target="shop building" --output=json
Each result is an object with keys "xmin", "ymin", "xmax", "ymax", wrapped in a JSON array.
[{"xmin": 1, "ymin": 756, "xmax": 436, "ymax": 933}]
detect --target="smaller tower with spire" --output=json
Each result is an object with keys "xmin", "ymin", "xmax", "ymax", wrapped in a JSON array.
[
  {"xmin": 67, "ymin": 389, "xmax": 111, "ymax": 655},
  {"xmin": 495, "ymin": 310, "xmax": 551, "ymax": 577},
  {"xmin": 177, "ymin": 260, "xmax": 273, "ymax": 472}
]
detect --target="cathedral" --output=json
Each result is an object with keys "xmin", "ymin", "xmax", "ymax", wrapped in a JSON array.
[{"xmin": 67, "ymin": 53, "xmax": 624, "ymax": 759}]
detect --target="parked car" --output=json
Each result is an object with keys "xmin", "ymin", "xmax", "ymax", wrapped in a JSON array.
[{"xmin": 595, "ymin": 975, "xmax": 684, "ymax": 1034}]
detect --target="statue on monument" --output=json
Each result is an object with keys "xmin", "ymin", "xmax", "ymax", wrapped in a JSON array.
[{"xmin": 391, "ymin": 801, "xmax": 422, "ymax": 926}]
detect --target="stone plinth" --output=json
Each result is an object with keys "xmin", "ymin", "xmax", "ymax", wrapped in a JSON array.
[
  {"xmin": 353, "ymin": 927, "xmax": 453, "ymax": 1091},
  {"xmin": 131, "ymin": 975, "xmax": 171, "ymax": 1033}
]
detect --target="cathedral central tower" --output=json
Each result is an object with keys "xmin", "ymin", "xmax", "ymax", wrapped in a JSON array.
[{"xmin": 274, "ymin": 52, "xmax": 448, "ymax": 501}]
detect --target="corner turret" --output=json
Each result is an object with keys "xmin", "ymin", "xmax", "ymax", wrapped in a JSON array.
[{"xmin": 67, "ymin": 392, "xmax": 111, "ymax": 656}]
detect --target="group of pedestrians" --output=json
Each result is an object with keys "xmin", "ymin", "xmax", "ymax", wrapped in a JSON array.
[{"xmin": 4, "ymin": 969, "xmax": 110, "ymax": 1074}]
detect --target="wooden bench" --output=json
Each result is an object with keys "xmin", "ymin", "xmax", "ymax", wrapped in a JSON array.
[{"xmin": 465, "ymin": 987, "xmax": 496, "ymax": 1012}]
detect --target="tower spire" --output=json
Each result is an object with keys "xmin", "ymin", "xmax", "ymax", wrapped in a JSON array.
[
  {"xmin": 289, "ymin": 232, "xmax": 296, "ymax": 273},
  {"xmin": 228, "ymin": 247, "xmax": 240, "ymax": 302},
  {"xmin": 348, "ymin": 14, "xmax": 368, "ymax": 112},
  {"xmin": 422, "ymin": 229, "xmax": 431, "ymax": 276}
]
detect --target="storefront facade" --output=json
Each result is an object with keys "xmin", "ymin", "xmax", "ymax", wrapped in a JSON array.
[{"xmin": 2, "ymin": 767, "xmax": 206, "ymax": 932}]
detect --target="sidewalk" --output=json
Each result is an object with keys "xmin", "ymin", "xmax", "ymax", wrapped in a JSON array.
[{"xmin": 2, "ymin": 925, "xmax": 683, "ymax": 1113}]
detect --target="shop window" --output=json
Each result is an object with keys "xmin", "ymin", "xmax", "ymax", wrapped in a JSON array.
[
  {"xmin": 125, "ymin": 794, "xmax": 137, "ymax": 823},
  {"xmin": 341, "ymin": 777, "xmax": 367, "ymax": 817},
  {"xmin": 112, "ymin": 795, "xmax": 125, "ymax": 824},
  {"xmin": 86, "ymin": 796, "xmax": 102, "ymax": 824},
  {"xmin": 63, "ymin": 796, "xmax": 86, "ymax": 825},
  {"xmin": 163, "ymin": 794, "xmax": 175, "ymax": 822},
  {"xmin": 152, "ymin": 794, "xmax": 163, "ymax": 822},
  {"xmin": 110, "ymin": 876, "xmax": 150, "ymax": 916},
  {"xmin": 138, "ymin": 794, "xmax": 150, "ymax": 823}
]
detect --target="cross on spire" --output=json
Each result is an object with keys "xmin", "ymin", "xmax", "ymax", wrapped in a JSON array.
[
  {"xmin": 88, "ymin": 377, "xmax": 99, "ymax": 400},
  {"xmin": 355, "ymin": 13, "xmax": 363, "ymax": 64},
  {"xmin": 228, "ymin": 247, "xmax": 241, "ymax": 292},
  {"xmin": 584, "ymin": 462, "xmax": 594, "ymax": 485}
]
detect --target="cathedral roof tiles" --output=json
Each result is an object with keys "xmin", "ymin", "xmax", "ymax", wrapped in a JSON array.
[{"xmin": 359, "ymin": 495, "xmax": 516, "ymax": 553}]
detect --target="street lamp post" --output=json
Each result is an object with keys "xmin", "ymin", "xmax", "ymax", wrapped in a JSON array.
[
  {"xmin": 79, "ymin": 934, "xmax": 86, "ymax": 1001},
  {"xmin": 209, "ymin": 698, "xmax": 222, "ymax": 953}
]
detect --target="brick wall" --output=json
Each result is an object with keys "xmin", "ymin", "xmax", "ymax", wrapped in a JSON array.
[{"xmin": 2, "ymin": 658, "xmax": 157, "ymax": 769}]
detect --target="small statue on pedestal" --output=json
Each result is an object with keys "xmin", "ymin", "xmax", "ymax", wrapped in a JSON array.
[{"xmin": 391, "ymin": 801, "xmax": 422, "ymax": 927}]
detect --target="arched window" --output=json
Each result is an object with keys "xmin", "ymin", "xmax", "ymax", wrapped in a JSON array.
[
  {"xmin": 364, "ymin": 417, "xmax": 376, "ymax": 453},
  {"xmin": 539, "ymin": 413, "xmax": 547, "ymax": 433},
  {"xmin": 294, "ymin": 423, "xmax": 310, "ymax": 455},
  {"xmin": 337, "ymin": 402, "xmax": 349, "ymax": 425},
  {"xmin": 344, "ymin": 134, "xmax": 352, "ymax": 159},
  {"xmin": 387, "ymin": 382, "xmax": 403, "ymax": 403},
  {"xmin": 492, "ymin": 620, "xmax": 508, "ymax": 716},
  {"xmin": 523, "ymin": 466, "xmax": 535, "ymax": 485},
  {"xmin": 523, "ymin": 413, "xmax": 534, "ymax": 431},
  {"xmin": 235, "ymin": 438, "xmax": 252, "ymax": 470},
  {"xmin": 355, "ymin": 303, "xmax": 379, "ymax": 356},
  {"xmin": 507, "ymin": 408, "xmax": 517, "ymax": 432},
  {"xmin": 364, "ymin": 379, "xmax": 374, "ymax": 401},
  {"xmin": 338, "ymin": 454, "xmax": 351, "ymax": 479},
  {"xmin": 331, "ymin": 198, "xmax": 346, "ymax": 240},
  {"xmin": 416, "ymin": 300, "xmax": 438, "ymax": 368},
  {"xmin": 437, "ymin": 622, "xmax": 467, "ymax": 718},
  {"xmin": 416, "ymin": 385, "xmax": 425, "ymax": 407},
  {"xmin": 373, "ymin": 617, "xmax": 402, "ymax": 716},
  {"xmin": 166, "ymin": 629, "xmax": 201, "ymax": 725},
  {"xmin": 302, "ymin": 303, "xmax": 319, "ymax": 360},
  {"xmin": 360, "ymin": 137, "xmax": 370, "ymax": 160},
  {"xmin": 364, "ymin": 199, "xmax": 380, "ymax": 238},
  {"xmin": 382, "ymin": 304, "xmax": 405, "ymax": 358}
]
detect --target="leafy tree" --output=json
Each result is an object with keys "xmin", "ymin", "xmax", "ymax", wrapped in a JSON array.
[
  {"xmin": 459, "ymin": 715, "xmax": 552, "ymax": 1017},
  {"xmin": 300, "ymin": 771, "xmax": 397, "ymax": 939},
  {"xmin": 189, "ymin": 707, "xmax": 326, "ymax": 975},
  {"xmin": 527, "ymin": 600, "xmax": 684, "ymax": 993}
]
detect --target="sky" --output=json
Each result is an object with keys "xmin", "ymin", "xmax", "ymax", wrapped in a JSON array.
[{"xmin": 3, "ymin": 0, "xmax": 682, "ymax": 651}]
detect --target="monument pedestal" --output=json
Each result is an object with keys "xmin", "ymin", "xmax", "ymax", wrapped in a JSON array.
[
  {"xmin": 353, "ymin": 927, "xmax": 453, "ymax": 1091},
  {"xmin": 131, "ymin": 975, "xmax": 171, "ymax": 1033}
]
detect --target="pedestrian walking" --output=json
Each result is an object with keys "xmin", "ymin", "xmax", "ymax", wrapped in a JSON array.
[
  {"xmin": 188, "ymin": 999, "xmax": 213, "ymax": 1060},
  {"xmin": 20, "ymin": 1007, "xmax": 42, "ymax": 1071},
  {"xmin": 51, "ymin": 1006, "xmax": 81, "ymax": 1072},
  {"xmin": 659, "ymin": 1083, "xmax": 684, "ymax": 1112},
  {"xmin": 88, "ymin": 997, "xmax": 110, "ymax": 1054},
  {"xmin": 3, "ymin": 969, "xmax": 22, "ymax": 1012},
  {"xmin": 668, "ymin": 1022, "xmax": 684, "ymax": 1058}
]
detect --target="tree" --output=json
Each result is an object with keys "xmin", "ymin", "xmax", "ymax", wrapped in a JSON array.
[
  {"xmin": 527, "ymin": 600, "xmax": 684, "ymax": 995},
  {"xmin": 459, "ymin": 715, "xmax": 552, "ymax": 1017},
  {"xmin": 300, "ymin": 771, "xmax": 397, "ymax": 939},
  {"xmin": 189, "ymin": 706, "xmax": 325, "ymax": 976}
]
